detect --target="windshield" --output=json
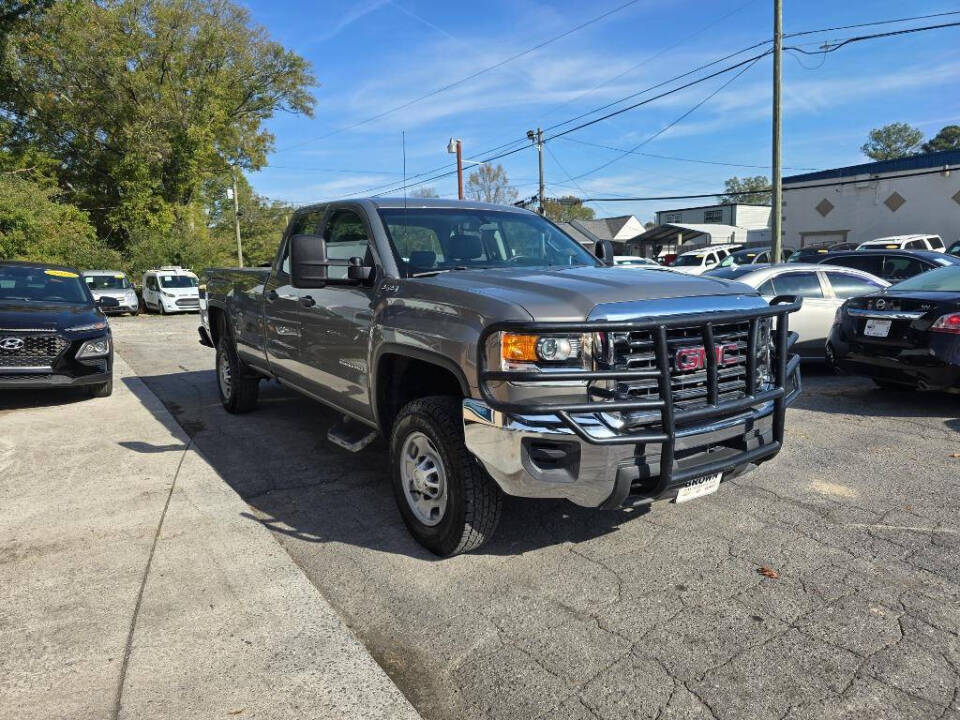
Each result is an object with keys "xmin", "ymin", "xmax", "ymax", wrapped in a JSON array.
[
  {"xmin": 0, "ymin": 265, "xmax": 91, "ymax": 304},
  {"xmin": 158, "ymin": 274, "xmax": 198, "ymax": 289},
  {"xmin": 673, "ymin": 255, "xmax": 705, "ymax": 267},
  {"xmin": 85, "ymin": 274, "xmax": 130, "ymax": 290},
  {"xmin": 889, "ymin": 266, "xmax": 960, "ymax": 292},
  {"xmin": 378, "ymin": 208, "xmax": 599, "ymax": 277}
]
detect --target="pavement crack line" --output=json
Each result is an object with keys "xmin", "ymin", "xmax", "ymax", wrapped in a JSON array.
[{"xmin": 111, "ymin": 439, "xmax": 193, "ymax": 720}]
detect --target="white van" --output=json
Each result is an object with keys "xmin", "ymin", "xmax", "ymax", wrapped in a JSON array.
[
  {"xmin": 670, "ymin": 244, "xmax": 741, "ymax": 275},
  {"xmin": 142, "ymin": 267, "xmax": 200, "ymax": 314},
  {"xmin": 857, "ymin": 234, "xmax": 945, "ymax": 252}
]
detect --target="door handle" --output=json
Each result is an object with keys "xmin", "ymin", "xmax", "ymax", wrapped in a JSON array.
[
  {"xmin": 266, "ymin": 289, "xmax": 278, "ymax": 301},
  {"xmin": 300, "ymin": 295, "xmax": 316, "ymax": 308}
]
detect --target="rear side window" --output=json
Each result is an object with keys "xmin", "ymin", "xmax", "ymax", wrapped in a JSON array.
[
  {"xmin": 771, "ymin": 272, "xmax": 824, "ymax": 298},
  {"xmin": 825, "ymin": 272, "xmax": 883, "ymax": 299},
  {"xmin": 905, "ymin": 239, "xmax": 925, "ymax": 250},
  {"xmin": 825, "ymin": 254, "xmax": 884, "ymax": 276},
  {"xmin": 882, "ymin": 256, "xmax": 927, "ymax": 281},
  {"xmin": 928, "ymin": 236, "xmax": 944, "ymax": 250}
]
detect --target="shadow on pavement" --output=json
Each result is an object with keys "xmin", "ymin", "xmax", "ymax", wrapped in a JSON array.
[
  {"xmin": 0, "ymin": 387, "xmax": 93, "ymax": 410},
  {"xmin": 122, "ymin": 370, "xmax": 649, "ymax": 559},
  {"xmin": 118, "ymin": 440, "xmax": 189, "ymax": 453}
]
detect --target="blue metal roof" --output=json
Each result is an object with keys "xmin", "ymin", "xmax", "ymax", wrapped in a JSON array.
[{"xmin": 784, "ymin": 149, "xmax": 960, "ymax": 184}]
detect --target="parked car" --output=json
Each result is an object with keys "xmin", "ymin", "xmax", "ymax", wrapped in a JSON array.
[
  {"xmin": 787, "ymin": 242, "xmax": 859, "ymax": 263},
  {"xmin": 857, "ymin": 234, "xmax": 945, "ymax": 252},
  {"xmin": 201, "ymin": 198, "xmax": 801, "ymax": 556},
  {"xmin": 82, "ymin": 270, "xmax": 139, "ymax": 315},
  {"xmin": 0, "ymin": 261, "xmax": 114, "ymax": 397},
  {"xmin": 813, "ymin": 249, "xmax": 960, "ymax": 283},
  {"xmin": 717, "ymin": 263, "xmax": 889, "ymax": 359},
  {"xmin": 613, "ymin": 255, "xmax": 660, "ymax": 267},
  {"xmin": 142, "ymin": 266, "xmax": 200, "ymax": 314},
  {"xmin": 710, "ymin": 247, "xmax": 792, "ymax": 271},
  {"xmin": 669, "ymin": 244, "xmax": 741, "ymax": 275},
  {"xmin": 828, "ymin": 265, "xmax": 960, "ymax": 391}
]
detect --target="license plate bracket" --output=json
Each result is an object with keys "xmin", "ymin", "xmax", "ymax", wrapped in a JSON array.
[
  {"xmin": 674, "ymin": 472, "xmax": 722, "ymax": 504},
  {"xmin": 863, "ymin": 319, "xmax": 892, "ymax": 338}
]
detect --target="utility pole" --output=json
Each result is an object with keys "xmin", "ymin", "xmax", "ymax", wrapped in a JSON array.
[
  {"xmin": 447, "ymin": 138, "xmax": 464, "ymax": 200},
  {"xmin": 231, "ymin": 167, "xmax": 243, "ymax": 268},
  {"xmin": 527, "ymin": 128, "xmax": 544, "ymax": 214},
  {"xmin": 771, "ymin": 0, "xmax": 783, "ymax": 264}
]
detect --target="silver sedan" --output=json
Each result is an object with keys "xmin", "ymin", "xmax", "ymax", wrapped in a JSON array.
[{"xmin": 710, "ymin": 263, "xmax": 889, "ymax": 359}]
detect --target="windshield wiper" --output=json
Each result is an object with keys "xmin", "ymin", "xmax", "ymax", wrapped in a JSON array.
[{"xmin": 410, "ymin": 265, "xmax": 470, "ymax": 278}]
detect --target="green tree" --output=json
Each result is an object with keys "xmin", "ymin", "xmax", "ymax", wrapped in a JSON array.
[
  {"xmin": 921, "ymin": 125, "xmax": 960, "ymax": 154},
  {"xmin": 0, "ymin": 172, "xmax": 119, "ymax": 268},
  {"xmin": 543, "ymin": 195, "xmax": 595, "ymax": 223},
  {"xmin": 718, "ymin": 176, "xmax": 770, "ymax": 205},
  {"xmin": 1, "ymin": 0, "xmax": 315, "ymax": 249},
  {"xmin": 207, "ymin": 173, "xmax": 293, "ymax": 267},
  {"xmin": 860, "ymin": 123, "xmax": 924, "ymax": 161},
  {"xmin": 465, "ymin": 164, "xmax": 518, "ymax": 205}
]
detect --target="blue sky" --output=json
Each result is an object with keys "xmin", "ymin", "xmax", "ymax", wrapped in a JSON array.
[{"xmin": 244, "ymin": 0, "xmax": 960, "ymax": 222}]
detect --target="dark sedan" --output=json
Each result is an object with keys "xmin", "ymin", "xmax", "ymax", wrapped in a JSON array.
[
  {"xmin": 814, "ymin": 249, "xmax": 960, "ymax": 283},
  {"xmin": 0, "ymin": 261, "xmax": 115, "ymax": 397},
  {"xmin": 827, "ymin": 265, "xmax": 960, "ymax": 391}
]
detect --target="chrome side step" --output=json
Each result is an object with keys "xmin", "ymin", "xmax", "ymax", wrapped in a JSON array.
[{"xmin": 327, "ymin": 418, "xmax": 378, "ymax": 453}]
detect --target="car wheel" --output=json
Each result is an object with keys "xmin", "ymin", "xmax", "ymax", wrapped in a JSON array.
[
  {"xmin": 215, "ymin": 335, "xmax": 260, "ymax": 413},
  {"xmin": 158, "ymin": 300, "xmax": 167, "ymax": 315},
  {"xmin": 389, "ymin": 396, "xmax": 502, "ymax": 557},
  {"xmin": 87, "ymin": 378, "xmax": 113, "ymax": 398}
]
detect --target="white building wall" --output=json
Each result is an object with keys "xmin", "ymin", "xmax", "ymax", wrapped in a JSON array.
[
  {"xmin": 732, "ymin": 205, "xmax": 772, "ymax": 229},
  {"xmin": 783, "ymin": 168, "xmax": 960, "ymax": 248}
]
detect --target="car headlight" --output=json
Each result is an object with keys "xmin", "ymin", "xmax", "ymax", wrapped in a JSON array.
[
  {"xmin": 756, "ymin": 318, "xmax": 773, "ymax": 386},
  {"xmin": 500, "ymin": 332, "xmax": 589, "ymax": 370},
  {"xmin": 834, "ymin": 304, "xmax": 845, "ymax": 325},
  {"xmin": 68, "ymin": 320, "xmax": 108, "ymax": 332},
  {"xmin": 76, "ymin": 336, "xmax": 111, "ymax": 359},
  {"xmin": 162, "ymin": 291, "xmax": 175, "ymax": 298}
]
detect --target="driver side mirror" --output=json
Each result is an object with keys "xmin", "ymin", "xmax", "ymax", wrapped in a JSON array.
[
  {"xmin": 594, "ymin": 239, "xmax": 615, "ymax": 266},
  {"xmin": 290, "ymin": 233, "xmax": 328, "ymax": 288}
]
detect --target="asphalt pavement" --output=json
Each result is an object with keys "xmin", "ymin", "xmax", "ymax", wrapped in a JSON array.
[{"xmin": 74, "ymin": 314, "xmax": 960, "ymax": 718}]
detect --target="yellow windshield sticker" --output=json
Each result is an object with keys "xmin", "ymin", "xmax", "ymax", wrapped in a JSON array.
[
  {"xmin": 114, "ymin": 274, "xmax": 125, "ymax": 279},
  {"xmin": 45, "ymin": 269, "xmax": 79, "ymax": 278}
]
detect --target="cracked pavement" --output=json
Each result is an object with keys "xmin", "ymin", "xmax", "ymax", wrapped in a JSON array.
[{"xmin": 114, "ymin": 314, "xmax": 960, "ymax": 720}]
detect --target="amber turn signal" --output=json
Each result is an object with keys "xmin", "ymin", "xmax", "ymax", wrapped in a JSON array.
[{"xmin": 501, "ymin": 333, "xmax": 539, "ymax": 363}]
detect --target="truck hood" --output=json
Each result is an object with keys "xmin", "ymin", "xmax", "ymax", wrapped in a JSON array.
[{"xmin": 417, "ymin": 265, "xmax": 753, "ymax": 321}]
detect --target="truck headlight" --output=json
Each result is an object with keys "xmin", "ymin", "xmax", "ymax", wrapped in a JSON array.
[
  {"xmin": 500, "ymin": 332, "xmax": 587, "ymax": 369},
  {"xmin": 757, "ymin": 318, "xmax": 773, "ymax": 386},
  {"xmin": 76, "ymin": 336, "xmax": 111, "ymax": 359}
]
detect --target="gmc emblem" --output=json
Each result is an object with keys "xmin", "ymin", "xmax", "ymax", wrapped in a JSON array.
[{"xmin": 675, "ymin": 343, "xmax": 740, "ymax": 372}]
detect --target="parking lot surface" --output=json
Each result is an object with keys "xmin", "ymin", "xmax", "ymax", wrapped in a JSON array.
[{"xmin": 112, "ymin": 313, "xmax": 960, "ymax": 720}]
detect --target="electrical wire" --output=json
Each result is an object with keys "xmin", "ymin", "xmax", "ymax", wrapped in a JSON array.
[
  {"xmin": 783, "ymin": 10, "xmax": 960, "ymax": 40},
  {"xmin": 274, "ymin": 0, "xmax": 647, "ymax": 153},
  {"xmin": 785, "ymin": 21, "xmax": 960, "ymax": 55}
]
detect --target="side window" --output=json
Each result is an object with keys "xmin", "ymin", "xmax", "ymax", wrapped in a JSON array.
[
  {"xmin": 771, "ymin": 272, "xmax": 824, "ymax": 298},
  {"xmin": 757, "ymin": 279, "xmax": 775, "ymax": 296},
  {"xmin": 279, "ymin": 240, "xmax": 292, "ymax": 277},
  {"xmin": 146, "ymin": 276, "xmax": 157, "ymax": 291},
  {"xmin": 905, "ymin": 239, "xmax": 924, "ymax": 250},
  {"xmin": 324, "ymin": 209, "xmax": 372, "ymax": 281},
  {"xmin": 928, "ymin": 236, "xmax": 944, "ymax": 250},
  {"xmin": 279, "ymin": 210, "xmax": 324, "ymax": 278},
  {"xmin": 825, "ymin": 272, "xmax": 883, "ymax": 299},
  {"xmin": 882, "ymin": 256, "xmax": 926, "ymax": 281},
  {"xmin": 826, "ymin": 254, "xmax": 884, "ymax": 276},
  {"xmin": 387, "ymin": 222, "xmax": 443, "ymax": 272}
]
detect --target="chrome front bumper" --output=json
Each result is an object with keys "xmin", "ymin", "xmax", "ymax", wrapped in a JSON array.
[{"xmin": 463, "ymin": 383, "xmax": 798, "ymax": 508}]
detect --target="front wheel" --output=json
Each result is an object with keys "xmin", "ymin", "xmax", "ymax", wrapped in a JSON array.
[
  {"xmin": 215, "ymin": 336, "xmax": 260, "ymax": 413},
  {"xmin": 390, "ymin": 396, "xmax": 502, "ymax": 556}
]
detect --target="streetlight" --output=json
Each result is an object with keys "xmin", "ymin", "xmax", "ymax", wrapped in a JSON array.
[{"xmin": 447, "ymin": 138, "xmax": 463, "ymax": 200}]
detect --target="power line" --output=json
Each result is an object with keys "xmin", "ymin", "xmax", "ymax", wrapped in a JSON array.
[
  {"xmin": 783, "ymin": 9, "xmax": 960, "ymax": 40},
  {"xmin": 563, "ymin": 55, "xmax": 763, "ymax": 182},
  {"xmin": 785, "ymin": 20, "xmax": 960, "ymax": 55},
  {"xmin": 557, "ymin": 137, "xmax": 819, "ymax": 171},
  {"xmin": 274, "ymin": 0, "xmax": 646, "ymax": 153}
]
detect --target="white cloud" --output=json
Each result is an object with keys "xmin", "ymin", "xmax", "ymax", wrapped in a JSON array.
[{"xmin": 314, "ymin": 0, "xmax": 391, "ymax": 44}]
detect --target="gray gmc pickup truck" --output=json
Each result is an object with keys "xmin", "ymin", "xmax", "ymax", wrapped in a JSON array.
[{"xmin": 201, "ymin": 198, "xmax": 801, "ymax": 556}]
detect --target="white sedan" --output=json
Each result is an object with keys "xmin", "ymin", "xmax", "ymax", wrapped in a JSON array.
[{"xmin": 714, "ymin": 263, "xmax": 889, "ymax": 359}]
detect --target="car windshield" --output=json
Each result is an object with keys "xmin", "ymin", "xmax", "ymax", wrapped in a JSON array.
[
  {"xmin": 889, "ymin": 266, "xmax": 960, "ymax": 292},
  {"xmin": 673, "ymin": 255, "xmax": 705, "ymax": 267},
  {"xmin": 85, "ymin": 274, "xmax": 130, "ymax": 290},
  {"xmin": 0, "ymin": 265, "xmax": 90, "ymax": 304},
  {"xmin": 719, "ymin": 251, "xmax": 759, "ymax": 267},
  {"xmin": 158, "ymin": 274, "xmax": 198, "ymax": 288},
  {"xmin": 379, "ymin": 208, "xmax": 599, "ymax": 277}
]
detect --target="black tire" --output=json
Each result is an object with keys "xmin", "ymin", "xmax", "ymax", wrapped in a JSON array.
[
  {"xmin": 87, "ymin": 378, "xmax": 113, "ymax": 398},
  {"xmin": 158, "ymin": 300, "xmax": 167, "ymax": 316},
  {"xmin": 389, "ymin": 396, "xmax": 502, "ymax": 556},
  {"xmin": 215, "ymin": 335, "xmax": 260, "ymax": 413}
]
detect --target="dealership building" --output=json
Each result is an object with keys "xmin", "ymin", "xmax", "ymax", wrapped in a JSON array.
[{"xmin": 782, "ymin": 149, "xmax": 960, "ymax": 249}]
